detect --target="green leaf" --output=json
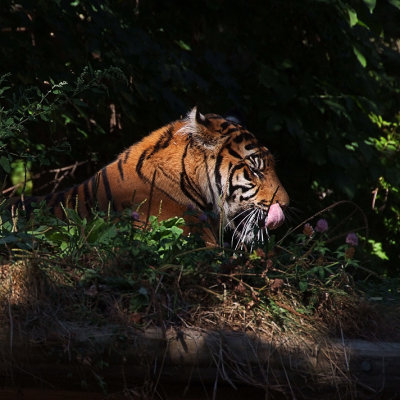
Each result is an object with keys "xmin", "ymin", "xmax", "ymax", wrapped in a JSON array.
[
  {"xmin": 388, "ymin": 0, "xmax": 400, "ymax": 9},
  {"xmin": 0, "ymin": 85, "xmax": 10, "ymax": 96},
  {"xmin": 353, "ymin": 46, "xmax": 367, "ymax": 67},
  {"xmin": 5, "ymin": 117, "xmax": 15, "ymax": 126},
  {"xmin": 63, "ymin": 207, "xmax": 84, "ymax": 225},
  {"xmin": 0, "ymin": 234, "xmax": 19, "ymax": 244},
  {"xmin": 0, "ymin": 156, "xmax": 11, "ymax": 173},
  {"xmin": 368, "ymin": 239, "xmax": 389, "ymax": 260},
  {"xmin": 299, "ymin": 281, "xmax": 308, "ymax": 292},
  {"xmin": 348, "ymin": 9, "xmax": 358, "ymax": 27},
  {"xmin": 175, "ymin": 40, "xmax": 191, "ymax": 51},
  {"xmin": 363, "ymin": 0, "xmax": 376, "ymax": 13}
]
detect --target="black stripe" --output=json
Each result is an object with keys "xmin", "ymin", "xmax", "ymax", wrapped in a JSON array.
[
  {"xmin": 83, "ymin": 179, "xmax": 91, "ymax": 213},
  {"xmin": 181, "ymin": 153, "xmax": 205, "ymax": 203},
  {"xmin": 180, "ymin": 172, "xmax": 206, "ymax": 210},
  {"xmin": 180, "ymin": 143, "xmax": 207, "ymax": 209},
  {"xmin": 224, "ymin": 127, "xmax": 239, "ymax": 136},
  {"xmin": 101, "ymin": 168, "xmax": 113, "ymax": 205},
  {"xmin": 228, "ymin": 147, "xmax": 242, "ymax": 160},
  {"xmin": 161, "ymin": 126, "xmax": 174, "ymax": 148},
  {"xmin": 227, "ymin": 183, "xmax": 255, "ymax": 202},
  {"xmin": 227, "ymin": 164, "xmax": 255, "ymax": 198},
  {"xmin": 90, "ymin": 175, "xmax": 98, "ymax": 201},
  {"xmin": 204, "ymin": 153, "xmax": 217, "ymax": 204},
  {"xmin": 118, "ymin": 159, "xmax": 124, "ymax": 180},
  {"xmin": 215, "ymin": 154, "xmax": 223, "ymax": 194},
  {"xmin": 234, "ymin": 132, "xmax": 253, "ymax": 143},
  {"xmin": 228, "ymin": 163, "xmax": 245, "ymax": 183},
  {"xmin": 244, "ymin": 143, "xmax": 258, "ymax": 151},
  {"xmin": 220, "ymin": 122, "xmax": 230, "ymax": 130},
  {"xmin": 136, "ymin": 149, "xmax": 148, "ymax": 180},
  {"xmin": 230, "ymin": 183, "xmax": 254, "ymax": 195},
  {"xmin": 147, "ymin": 126, "xmax": 173, "ymax": 158},
  {"xmin": 123, "ymin": 148, "xmax": 131, "ymax": 163},
  {"xmin": 240, "ymin": 186, "xmax": 260, "ymax": 201}
]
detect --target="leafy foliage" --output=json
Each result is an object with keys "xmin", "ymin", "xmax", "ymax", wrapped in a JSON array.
[{"xmin": 0, "ymin": 67, "xmax": 126, "ymax": 195}]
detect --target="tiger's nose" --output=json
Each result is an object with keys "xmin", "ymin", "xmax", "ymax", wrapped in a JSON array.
[{"xmin": 276, "ymin": 186, "xmax": 290, "ymax": 208}]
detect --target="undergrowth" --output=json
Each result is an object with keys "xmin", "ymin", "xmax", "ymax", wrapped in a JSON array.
[{"xmin": 0, "ymin": 201, "xmax": 387, "ymax": 341}]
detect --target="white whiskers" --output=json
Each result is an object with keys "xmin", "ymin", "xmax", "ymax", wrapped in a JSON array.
[
  {"xmin": 226, "ymin": 207, "xmax": 269, "ymax": 250},
  {"xmin": 224, "ymin": 206, "xmax": 253, "ymax": 230}
]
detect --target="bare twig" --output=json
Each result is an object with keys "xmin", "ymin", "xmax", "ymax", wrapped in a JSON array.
[{"xmin": 2, "ymin": 160, "xmax": 88, "ymax": 196}]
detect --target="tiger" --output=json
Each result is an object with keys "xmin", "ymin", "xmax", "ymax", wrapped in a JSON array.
[{"xmin": 11, "ymin": 108, "xmax": 289, "ymax": 247}]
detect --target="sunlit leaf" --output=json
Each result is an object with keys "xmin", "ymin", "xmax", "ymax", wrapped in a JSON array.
[
  {"xmin": 363, "ymin": 0, "xmax": 376, "ymax": 13},
  {"xmin": 348, "ymin": 9, "xmax": 358, "ymax": 27},
  {"xmin": 353, "ymin": 46, "xmax": 367, "ymax": 67},
  {"xmin": 175, "ymin": 40, "xmax": 191, "ymax": 51},
  {"xmin": 368, "ymin": 239, "xmax": 389, "ymax": 260},
  {"xmin": 388, "ymin": 0, "xmax": 400, "ymax": 10}
]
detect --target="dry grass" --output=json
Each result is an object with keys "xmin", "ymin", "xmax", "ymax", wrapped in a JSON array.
[
  {"xmin": 0, "ymin": 252, "xmax": 387, "ymax": 399},
  {"xmin": 0, "ymin": 249, "xmax": 388, "ymax": 341}
]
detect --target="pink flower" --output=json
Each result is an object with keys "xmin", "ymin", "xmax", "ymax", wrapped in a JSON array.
[
  {"xmin": 131, "ymin": 211, "xmax": 140, "ymax": 221},
  {"xmin": 346, "ymin": 232, "xmax": 358, "ymax": 247},
  {"xmin": 314, "ymin": 218, "xmax": 328, "ymax": 233}
]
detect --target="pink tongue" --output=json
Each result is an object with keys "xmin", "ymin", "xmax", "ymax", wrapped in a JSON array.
[{"xmin": 266, "ymin": 203, "xmax": 285, "ymax": 230}]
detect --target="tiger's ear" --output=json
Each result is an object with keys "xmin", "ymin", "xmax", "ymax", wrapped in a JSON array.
[
  {"xmin": 180, "ymin": 107, "xmax": 221, "ymax": 148},
  {"xmin": 186, "ymin": 106, "xmax": 208, "ymax": 130},
  {"xmin": 177, "ymin": 107, "xmax": 208, "ymax": 135},
  {"xmin": 193, "ymin": 107, "xmax": 207, "ymax": 125}
]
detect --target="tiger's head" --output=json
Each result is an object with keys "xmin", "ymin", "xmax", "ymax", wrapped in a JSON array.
[{"xmin": 176, "ymin": 108, "xmax": 289, "ymax": 248}]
